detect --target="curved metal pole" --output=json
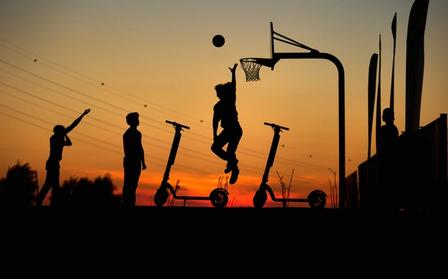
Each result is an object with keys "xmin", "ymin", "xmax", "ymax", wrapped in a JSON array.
[{"xmin": 273, "ymin": 52, "xmax": 346, "ymax": 208}]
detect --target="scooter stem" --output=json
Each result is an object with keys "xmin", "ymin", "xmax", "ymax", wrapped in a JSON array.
[
  {"xmin": 262, "ymin": 124, "xmax": 289, "ymax": 184},
  {"xmin": 163, "ymin": 120, "xmax": 190, "ymax": 181}
]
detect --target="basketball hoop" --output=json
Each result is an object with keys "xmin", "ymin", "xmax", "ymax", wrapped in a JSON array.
[
  {"xmin": 240, "ymin": 58, "xmax": 262, "ymax": 81},
  {"xmin": 240, "ymin": 57, "xmax": 276, "ymax": 82}
]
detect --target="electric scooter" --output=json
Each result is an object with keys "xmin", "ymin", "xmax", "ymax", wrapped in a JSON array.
[
  {"xmin": 253, "ymin": 122, "xmax": 327, "ymax": 208},
  {"xmin": 154, "ymin": 120, "xmax": 229, "ymax": 208}
]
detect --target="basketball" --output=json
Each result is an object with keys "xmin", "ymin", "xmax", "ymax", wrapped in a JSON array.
[{"xmin": 212, "ymin": 34, "xmax": 225, "ymax": 47}]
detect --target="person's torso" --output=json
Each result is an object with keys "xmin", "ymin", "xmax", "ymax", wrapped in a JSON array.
[
  {"xmin": 214, "ymin": 98, "xmax": 239, "ymax": 129},
  {"xmin": 380, "ymin": 125, "xmax": 399, "ymax": 152},
  {"xmin": 123, "ymin": 128, "xmax": 142, "ymax": 160},
  {"xmin": 48, "ymin": 135, "xmax": 65, "ymax": 161}
]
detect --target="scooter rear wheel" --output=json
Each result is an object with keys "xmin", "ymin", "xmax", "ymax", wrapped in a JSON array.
[
  {"xmin": 154, "ymin": 187, "xmax": 168, "ymax": 207},
  {"xmin": 209, "ymin": 188, "xmax": 228, "ymax": 208},
  {"xmin": 307, "ymin": 190, "xmax": 327, "ymax": 208},
  {"xmin": 253, "ymin": 189, "xmax": 267, "ymax": 208}
]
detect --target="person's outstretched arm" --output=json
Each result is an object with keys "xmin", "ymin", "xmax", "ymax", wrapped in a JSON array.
[
  {"xmin": 229, "ymin": 63, "xmax": 238, "ymax": 91},
  {"xmin": 66, "ymin": 109, "xmax": 90, "ymax": 134}
]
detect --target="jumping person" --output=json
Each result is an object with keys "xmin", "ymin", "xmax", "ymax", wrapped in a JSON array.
[
  {"xmin": 36, "ymin": 109, "xmax": 91, "ymax": 206},
  {"xmin": 211, "ymin": 63, "xmax": 243, "ymax": 184},
  {"xmin": 122, "ymin": 112, "xmax": 147, "ymax": 207}
]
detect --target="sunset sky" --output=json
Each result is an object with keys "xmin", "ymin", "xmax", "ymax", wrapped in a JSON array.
[{"xmin": 0, "ymin": 0, "xmax": 447, "ymax": 207}]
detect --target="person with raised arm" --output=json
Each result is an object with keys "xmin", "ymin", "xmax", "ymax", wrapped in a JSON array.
[
  {"xmin": 36, "ymin": 109, "xmax": 90, "ymax": 206},
  {"xmin": 211, "ymin": 64, "xmax": 242, "ymax": 184}
]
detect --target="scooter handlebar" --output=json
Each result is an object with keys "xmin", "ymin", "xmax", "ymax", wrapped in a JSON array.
[
  {"xmin": 166, "ymin": 120, "xmax": 190, "ymax": 130},
  {"xmin": 264, "ymin": 122, "xmax": 289, "ymax": 131}
]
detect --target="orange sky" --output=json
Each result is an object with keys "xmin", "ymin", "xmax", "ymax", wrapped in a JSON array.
[{"xmin": 0, "ymin": 0, "xmax": 447, "ymax": 207}]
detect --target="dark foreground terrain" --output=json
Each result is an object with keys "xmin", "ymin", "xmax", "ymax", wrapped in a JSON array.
[
  {"xmin": 2, "ymin": 207, "xmax": 444, "ymax": 263},
  {"xmin": 5, "ymin": 206, "xmax": 442, "ymax": 232}
]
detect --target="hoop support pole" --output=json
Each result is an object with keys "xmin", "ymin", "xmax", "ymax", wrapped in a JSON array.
[{"xmin": 272, "ymin": 52, "xmax": 346, "ymax": 208}]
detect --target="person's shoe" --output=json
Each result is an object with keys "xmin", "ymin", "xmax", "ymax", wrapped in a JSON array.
[
  {"xmin": 224, "ymin": 159, "xmax": 238, "ymax": 173},
  {"xmin": 229, "ymin": 166, "xmax": 239, "ymax": 184}
]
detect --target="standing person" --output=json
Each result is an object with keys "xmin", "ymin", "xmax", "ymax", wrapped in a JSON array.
[
  {"xmin": 36, "ymin": 109, "xmax": 91, "ymax": 206},
  {"xmin": 379, "ymin": 108, "xmax": 399, "ymax": 154},
  {"xmin": 122, "ymin": 112, "xmax": 147, "ymax": 207},
  {"xmin": 211, "ymin": 63, "xmax": 243, "ymax": 184},
  {"xmin": 379, "ymin": 107, "xmax": 399, "ymax": 209}
]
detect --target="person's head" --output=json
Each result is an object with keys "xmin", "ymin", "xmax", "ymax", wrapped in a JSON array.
[
  {"xmin": 126, "ymin": 112, "xmax": 140, "ymax": 127},
  {"xmin": 53, "ymin": 125, "xmax": 66, "ymax": 136},
  {"xmin": 382, "ymin": 108, "xmax": 394, "ymax": 124},
  {"xmin": 214, "ymin": 82, "xmax": 232, "ymax": 100}
]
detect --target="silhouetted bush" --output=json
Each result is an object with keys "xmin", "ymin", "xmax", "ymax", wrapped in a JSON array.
[
  {"xmin": 53, "ymin": 174, "xmax": 121, "ymax": 207},
  {"xmin": 0, "ymin": 162, "xmax": 38, "ymax": 207}
]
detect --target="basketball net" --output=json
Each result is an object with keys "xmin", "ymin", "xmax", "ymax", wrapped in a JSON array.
[{"xmin": 240, "ymin": 58, "xmax": 263, "ymax": 82}]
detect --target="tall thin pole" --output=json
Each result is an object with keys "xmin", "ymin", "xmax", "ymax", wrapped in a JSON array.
[
  {"xmin": 376, "ymin": 35, "xmax": 382, "ymax": 153},
  {"xmin": 368, "ymin": 54, "xmax": 378, "ymax": 159},
  {"xmin": 390, "ymin": 13, "xmax": 397, "ymax": 111}
]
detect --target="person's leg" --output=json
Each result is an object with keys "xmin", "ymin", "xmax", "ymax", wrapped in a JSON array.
[
  {"xmin": 36, "ymin": 162, "xmax": 59, "ymax": 206},
  {"xmin": 227, "ymin": 126, "xmax": 243, "ymax": 184},
  {"xmin": 129, "ymin": 166, "xmax": 141, "ymax": 206},
  {"xmin": 36, "ymin": 177, "xmax": 51, "ymax": 206},
  {"xmin": 211, "ymin": 130, "xmax": 230, "ymax": 161},
  {"xmin": 226, "ymin": 126, "xmax": 243, "ymax": 167},
  {"xmin": 122, "ymin": 160, "xmax": 131, "ymax": 206},
  {"xmin": 123, "ymin": 160, "xmax": 141, "ymax": 207},
  {"xmin": 49, "ymin": 166, "xmax": 60, "ymax": 206}
]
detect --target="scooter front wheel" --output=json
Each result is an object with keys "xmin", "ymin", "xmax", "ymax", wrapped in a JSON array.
[
  {"xmin": 154, "ymin": 187, "xmax": 169, "ymax": 207},
  {"xmin": 253, "ymin": 189, "xmax": 267, "ymax": 208},
  {"xmin": 209, "ymin": 188, "xmax": 228, "ymax": 208},
  {"xmin": 307, "ymin": 190, "xmax": 327, "ymax": 208}
]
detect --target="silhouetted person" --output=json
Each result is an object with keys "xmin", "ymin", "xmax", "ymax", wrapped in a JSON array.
[
  {"xmin": 379, "ymin": 108, "xmax": 399, "ymax": 155},
  {"xmin": 379, "ymin": 108, "xmax": 399, "ymax": 210},
  {"xmin": 122, "ymin": 112, "xmax": 146, "ymax": 207},
  {"xmin": 211, "ymin": 63, "xmax": 242, "ymax": 184},
  {"xmin": 36, "ymin": 109, "xmax": 90, "ymax": 206}
]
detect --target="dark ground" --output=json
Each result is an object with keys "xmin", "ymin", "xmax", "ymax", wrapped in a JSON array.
[
  {"xmin": 6, "ymin": 206, "xmax": 442, "ymax": 232},
  {"xmin": 2, "ymin": 206, "xmax": 444, "ymax": 268}
]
